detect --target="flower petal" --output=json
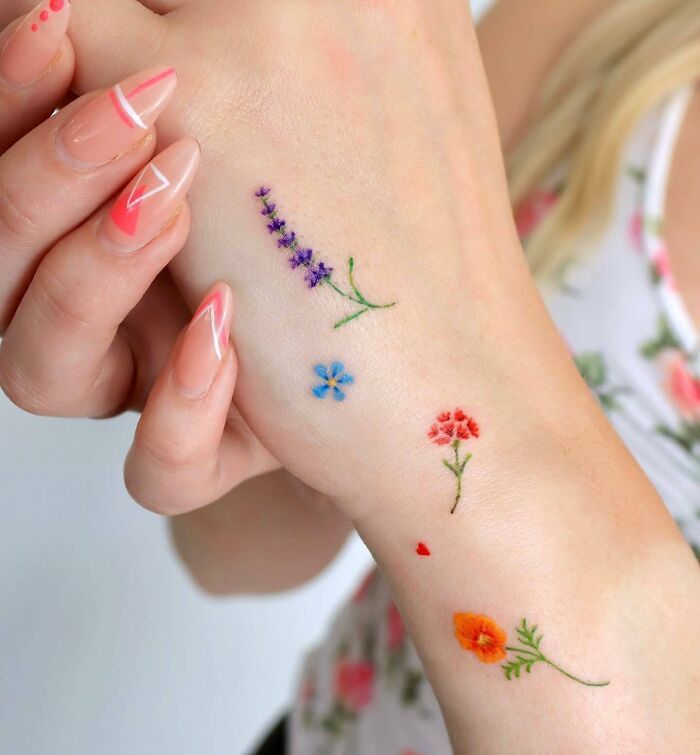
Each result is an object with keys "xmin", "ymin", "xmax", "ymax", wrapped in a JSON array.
[
  {"xmin": 337, "ymin": 373, "xmax": 354, "ymax": 385},
  {"xmin": 331, "ymin": 361, "xmax": 344, "ymax": 378},
  {"xmin": 313, "ymin": 384, "xmax": 330, "ymax": 399},
  {"xmin": 314, "ymin": 364, "xmax": 329, "ymax": 380},
  {"xmin": 332, "ymin": 387, "xmax": 346, "ymax": 401}
]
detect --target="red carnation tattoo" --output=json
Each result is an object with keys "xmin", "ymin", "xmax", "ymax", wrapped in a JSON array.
[{"xmin": 428, "ymin": 408, "xmax": 480, "ymax": 513}]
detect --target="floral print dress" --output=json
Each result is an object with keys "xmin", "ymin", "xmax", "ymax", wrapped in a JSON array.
[{"xmin": 288, "ymin": 88, "xmax": 700, "ymax": 755}]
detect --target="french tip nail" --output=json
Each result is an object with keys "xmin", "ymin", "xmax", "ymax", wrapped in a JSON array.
[{"xmin": 174, "ymin": 284, "xmax": 233, "ymax": 397}]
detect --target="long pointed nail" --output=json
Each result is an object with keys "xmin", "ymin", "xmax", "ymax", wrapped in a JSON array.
[
  {"xmin": 174, "ymin": 283, "xmax": 234, "ymax": 397},
  {"xmin": 101, "ymin": 138, "xmax": 200, "ymax": 253},
  {"xmin": 0, "ymin": 0, "xmax": 71, "ymax": 86},
  {"xmin": 59, "ymin": 66, "xmax": 177, "ymax": 167}
]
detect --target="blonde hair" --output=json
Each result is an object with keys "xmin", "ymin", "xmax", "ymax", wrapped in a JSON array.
[{"xmin": 507, "ymin": 0, "xmax": 700, "ymax": 280}]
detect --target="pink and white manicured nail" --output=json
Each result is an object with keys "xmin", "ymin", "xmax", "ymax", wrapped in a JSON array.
[
  {"xmin": 100, "ymin": 138, "xmax": 200, "ymax": 253},
  {"xmin": 59, "ymin": 66, "xmax": 177, "ymax": 167},
  {"xmin": 0, "ymin": 0, "xmax": 70, "ymax": 85},
  {"xmin": 174, "ymin": 283, "xmax": 234, "ymax": 397}
]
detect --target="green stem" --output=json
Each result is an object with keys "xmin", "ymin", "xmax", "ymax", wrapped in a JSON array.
[
  {"xmin": 542, "ymin": 658, "xmax": 610, "ymax": 687},
  {"xmin": 333, "ymin": 307, "xmax": 371, "ymax": 329},
  {"xmin": 347, "ymin": 257, "xmax": 367, "ymax": 303},
  {"xmin": 324, "ymin": 275, "xmax": 396, "ymax": 311},
  {"xmin": 505, "ymin": 646, "xmax": 541, "ymax": 658},
  {"xmin": 325, "ymin": 278, "xmax": 366, "ymax": 307},
  {"xmin": 505, "ymin": 646, "xmax": 609, "ymax": 686},
  {"xmin": 505, "ymin": 644, "xmax": 610, "ymax": 687},
  {"xmin": 451, "ymin": 444, "xmax": 462, "ymax": 514}
]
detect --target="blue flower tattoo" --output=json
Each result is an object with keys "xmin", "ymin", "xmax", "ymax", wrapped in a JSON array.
[{"xmin": 313, "ymin": 362, "xmax": 355, "ymax": 401}]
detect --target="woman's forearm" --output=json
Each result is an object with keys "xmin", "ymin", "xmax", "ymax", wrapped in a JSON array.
[
  {"xmin": 350, "ymin": 332, "xmax": 700, "ymax": 751},
  {"xmin": 170, "ymin": 470, "xmax": 352, "ymax": 595}
]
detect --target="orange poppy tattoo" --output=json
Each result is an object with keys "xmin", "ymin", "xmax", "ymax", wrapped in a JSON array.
[
  {"xmin": 454, "ymin": 613, "xmax": 507, "ymax": 664},
  {"xmin": 453, "ymin": 613, "xmax": 610, "ymax": 687}
]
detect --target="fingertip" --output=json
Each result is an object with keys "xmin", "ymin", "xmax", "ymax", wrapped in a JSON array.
[
  {"xmin": 217, "ymin": 343, "xmax": 238, "ymax": 399},
  {"xmin": 0, "ymin": 0, "xmax": 72, "ymax": 88},
  {"xmin": 0, "ymin": 15, "xmax": 75, "ymax": 150}
]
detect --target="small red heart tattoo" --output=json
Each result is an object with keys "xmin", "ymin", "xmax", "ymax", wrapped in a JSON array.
[{"xmin": 416, "ymin": 542, "xmax": 431, "ymax": 557}]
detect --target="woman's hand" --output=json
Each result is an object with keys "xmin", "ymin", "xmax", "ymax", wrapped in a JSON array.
[
  {"xmin": 0, "ymin": 0, "xmax": 339, "ymax": 577},
  {"xmin": 38, "ymin": 0, "xmax": 521, "ymax": 515},
  {"xmin": 0, "ymin": 2, "xmax": 283, "ymax": 520}
]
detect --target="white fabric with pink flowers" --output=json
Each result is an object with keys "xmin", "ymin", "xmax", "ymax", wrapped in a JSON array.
[{"xmin": 288, "ymin": 89, "xmax": 700, "ymax": 755}]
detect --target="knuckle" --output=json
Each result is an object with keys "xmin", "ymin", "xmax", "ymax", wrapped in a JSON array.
[
  {"xmin": 0, "ymin": 353, "xmax": 50, "ymax": 415},
  {"xmin": 125, "ymin": 433, "xmax": 210, "ymax": 515},
  {"xmin": 137, "ymin": 429, "xmax": 207, "ymax": 473},
  {"xmin": 123, "ymin": 473, "xmax": 176, "ymax": 516},
  {"xmin": 31, "ymin": 260, "xmax": 94, "ymax": 334},
  {"xmin": 0, "ymin": 169, "xmax": 40, "ymax": 243}
]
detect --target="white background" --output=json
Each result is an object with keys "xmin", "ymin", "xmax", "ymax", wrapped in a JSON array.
[{"xmin": 0, "ymin": 2, "xmax": 494, "ymax": 753}]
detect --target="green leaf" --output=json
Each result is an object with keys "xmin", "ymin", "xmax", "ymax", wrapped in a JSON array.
[
  {"xmin": 640, "ymin": 316, "xmax": 682, "ymax": 359},
  {"xmin": 599, "ymin": 394, "xmax": 617, "ymax": 411},
  {"xmin": 657, "ymin": 424, "xmax": 698, "ymax": 454},
  {"xmin": 442, "ymin": 459, "xmax": 458, "ymax": 475},
  {"xmin": 457, "ymin": 454, "xmax": 473, "ymax": 474},
  {"xmin": 333, "ymin": 307, "xmax": 370, "ymax": 329},
  {"xmin": 627, "ymin": 165, "xmax": 647, "ymax": 184},
  {"xmin": 321, "ymin": 712, "xmax": 342, "ymax": 735},
  {"xmin": 502, "ymin": 651, "xmax": 540, "ymax": 681},
  {"xmin": 401, "ymin": 670, "xmax": 423, "ymax": 706},
  {"xmin": 574, "ymin": 353, "xmax": 606, "ymax": 388},
  {"xmin": 645, "ymin": 215, "xmax": 664, "ymax": 236}
]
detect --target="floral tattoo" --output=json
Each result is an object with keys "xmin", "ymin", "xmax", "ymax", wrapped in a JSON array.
[
  {"xmin": 454, "ymin": 613, "xmax": 610, "ymax": 688},
  {"xmin": 256, "ymin": 187, "xmax": 396, "ymax": 329},
  {"xmin": 313, "ymin": 362, "xmax": 355, "ymax": 401},
  {"xmin": 428, "ymin": 408, "xmax": 480, "ymax": 514}
]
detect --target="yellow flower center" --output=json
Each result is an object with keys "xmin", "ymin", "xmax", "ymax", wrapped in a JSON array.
[
  {"xmin": 477, "ymin": 633, "xmax": 493, "ymax": 647},
  {"xmin": 327, "ymin": 378, "xmax": 338, "ymax": 388}
]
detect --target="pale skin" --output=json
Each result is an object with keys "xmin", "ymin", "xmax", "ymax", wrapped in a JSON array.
[{"xmin": 0, "ymin": 0, "xmax": 699, "ymax": 752}]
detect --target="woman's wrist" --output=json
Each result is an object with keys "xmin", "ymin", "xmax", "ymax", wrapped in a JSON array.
[
  {"xmin": 347, "ymin": 368, "xmax": 699, "ymax": 749},
  {"xmin": 330, "ymin": 280, "xmax": 591, "ymax": 521}
]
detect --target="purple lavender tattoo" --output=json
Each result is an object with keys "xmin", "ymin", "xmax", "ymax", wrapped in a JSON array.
[{"xmin": 256, "ymin": 187, "xmax": 396, "ymax": 329}]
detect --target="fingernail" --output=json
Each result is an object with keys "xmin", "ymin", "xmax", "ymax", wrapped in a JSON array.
[
  {"xmin": 0, "ymin": 0, "xmax": 70, "ymax": 86},
  {"xmin": 175, "ymin": 283, "xmax": 233, "ymax": 397},
  {"xmin": 59, "ymin": 66, "xmax": 177, "ymax": 167},
  {"xmin": 100, "ymin": 138, "xmax": 200, "ymax": 253}
]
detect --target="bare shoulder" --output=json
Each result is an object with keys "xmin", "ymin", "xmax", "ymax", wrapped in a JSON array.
[{"xmin": 476, "ymin": 0, "xmax": 618, "ymax": 153}]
